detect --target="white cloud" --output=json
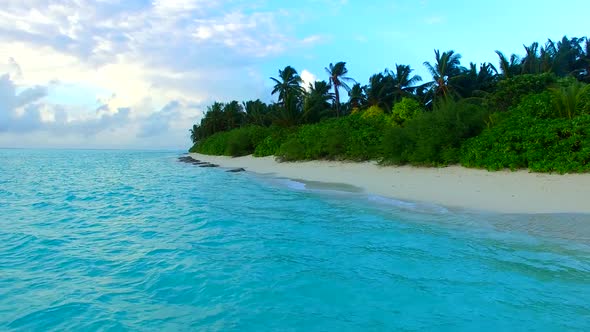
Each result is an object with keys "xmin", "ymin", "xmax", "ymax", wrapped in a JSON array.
[
  {"xmin": 0, "ymin": 0, "xmax": 328, "ymax": 149},
  {"xmin": 0, "ymin": 73, "xmax": 201, "ymax": 149},
  {"xmin": 0, "ymin": 73, "xmax": 128, "ymax": 134},
  {"xmin": 301, "ymin": 35, "xmax": 323, "ymax": 44},
  {"xmin": 152, "ymin": 0, "xmax": 207, "ymax": 12},
  {"xmin": 300, "ymin": 69, "xmax": 317, "ymax": 91}
]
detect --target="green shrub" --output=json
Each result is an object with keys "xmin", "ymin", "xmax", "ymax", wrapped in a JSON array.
[
  {"xmin": 579, "ymin": 84, "xmax": 590, "ymax": 114},
  {"xmin": 461, "ymin": 114, "xmax": 590, "ymax": 173},
  {"xmin": 361, "ymin": 105, "xmax": 385, "ymax": 119},
  {"xmin": 382, "ymin": 98, "xmax": 488, "ymax": 166},
  {"xmin": 275, "ymin": 114, "xmax": 387, "ymax": 161},
  {"xmin": 344, "ymin": 114, "xmax": 386, "ymax": 159},
  {"xmin": 391, "ymin": 97, "xmax": 423, "ymax": 125},
  {"xmin": 226, "ymin": 129, "xmax": 253, "ymax": 156},
  {"xmin": 380, "ymin": 126, "xmax": 412, "ymax": 164},
  {"xmin": 482, "ymin": 83, "xmax": 589, "ymax": 126},
  {"xmin": 253, "ymin": 126, "xmax": 291, "ymax": 157},
  {"xmin": 277, "ymin": 138, "xmax": 306, "ymax": 161},
  {"xmin": 461, "ymin": 91, "xmax": 590, "ymax": 173},
  {"xmin": 513, "ymin": 92, "xmax": 555, "ymax": 119},
  {"xmin": 484, "ymin": 73, "xmax": 556, "ymax": 113},
  {"xmin": 550, "ymin": 80, "xmax": 590, "ymax": 119},
  {"xmin": 195, "ymin": 126, "xmax": 271, "ymax": 156}
]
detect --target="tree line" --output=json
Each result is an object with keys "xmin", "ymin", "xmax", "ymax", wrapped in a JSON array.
[
  {"xmin": 189, "ymin": 35, "xmax": 590, "ymax": 173},
  {"xmin": 190, "ymin": 35, "xmax": 590, "ymax": 143}
]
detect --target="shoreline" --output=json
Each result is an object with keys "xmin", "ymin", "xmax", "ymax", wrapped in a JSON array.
[{"xmin": 189, "ymin": 153, "xmax": 590, "ymax": 214}]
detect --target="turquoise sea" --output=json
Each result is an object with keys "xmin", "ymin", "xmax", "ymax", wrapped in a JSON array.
[{"xmin": 1, "ymin": 149, "xmax": 589, "ymax": 331}]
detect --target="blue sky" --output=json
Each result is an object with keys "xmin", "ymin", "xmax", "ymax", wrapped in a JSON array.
[{"xmin": 0, "ymin": 0, "xmax": 588, "ymax": 149}]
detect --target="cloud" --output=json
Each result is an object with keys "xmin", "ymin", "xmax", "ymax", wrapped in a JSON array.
[
  {"xmin": 5, "ymin": 57, "xmax": 22, "ymax": 80},
  {"xmin": 301, "ymin": 35, "xmax": 325, "ymax": 45},
  {"xmin": 16, "ymin": 85, "xmax": 47, "ymax": 108},
  {"xmin": 138, "ymin": 101, "xmax": 182, "ymax": 138},
  {"xmin": 0, "ymin": 1, "xmax": 328, "ymax": 148},
  {"xmin": 0, "ymin": 74, "xmax": 200, "ymax": 149},
  {"xmin": 300, "ymin": 70, "xmax": 317, "ymax": 91},
  {"xmin": 0, "ymin": 73, "xmax": 131, "ymax": 134},
  {"xmin": 0, "ymin": 74, "xmax": 45, "ymax": 132},
  {"xmin": 0, "ymin": 1, "xmax": 312, "ymax": 69}
]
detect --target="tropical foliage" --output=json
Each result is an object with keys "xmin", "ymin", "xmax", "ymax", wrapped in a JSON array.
[
  {"xmin": 190, "ymin": 35, "xmax": 590, "ymax": 173},
  {"xmin": 325, "ymin": 62, "xmax": 355, "ymax": 117},
  {"xmin": 462, "ymin": 91, "xmax": 590, "ymax": 173}
]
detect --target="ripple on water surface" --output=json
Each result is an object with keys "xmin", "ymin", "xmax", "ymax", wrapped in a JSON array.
[{"xmin": 0, "ymin": 149, "xmax": 589, "ymax": 331}]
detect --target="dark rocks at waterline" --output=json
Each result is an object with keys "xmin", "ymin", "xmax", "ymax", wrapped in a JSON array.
[
  {"xmin": 177, "ymin": 156, "xmax": 194, "ymax": 163},
  {"xmin": 178, "ymin": 156, "xmax": 212, "ymax": 165},
  {"xmin": 177, "ymin": 156, "xmax": 219, "ymax": 168},
  {"xmin": 199, "ymin": 164, "xmax": 219, "ymax": 168},
  {"xmin": 177, "ymin": 157, "xmax": 243, "ymax": 172},
  {"xmin": 178, "ymin": 156, "xmax": 208, "ymax": 164}
]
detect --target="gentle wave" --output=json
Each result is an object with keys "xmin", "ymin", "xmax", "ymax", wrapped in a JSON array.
[
  {"xmin": 276, "ymin": 178, "xmax": 307, "ymax": 191},
  {"xmin": 270, "ymin": 176, "xmax": 450, "ymax": 215}
]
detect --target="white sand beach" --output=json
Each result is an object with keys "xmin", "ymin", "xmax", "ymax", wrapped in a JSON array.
[{"xmin": 190, "ymin": 153, "xmax": 590, "ymax": 214}]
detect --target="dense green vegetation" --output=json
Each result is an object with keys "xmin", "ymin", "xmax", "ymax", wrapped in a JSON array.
[
  {"xmin": 189, "ymin": 36, "xmax": 590, "ymax": 173},
  {"xmin": 462, "ymin": 82, "xmax": 590, "ymax": 173}
]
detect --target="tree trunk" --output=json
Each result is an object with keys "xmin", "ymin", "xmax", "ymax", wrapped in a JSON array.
[{"xmin": 334, "ymin": 85, "xmax": 340, "ymax": 117}]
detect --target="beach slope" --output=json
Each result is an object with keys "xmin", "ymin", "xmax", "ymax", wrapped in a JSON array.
[{"xmin": 190, "ymin": 153, "xmax": 590, "ymax": 214}]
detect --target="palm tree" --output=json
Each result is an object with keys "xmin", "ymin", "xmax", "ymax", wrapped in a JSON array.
[
  {"xmin": 388, "ymin": 64, "xmax": 422, "ymax": 100},
  {"xmin": 189, "ymin": 124, "xmax": 199, "ymax": 143},
  {"xmin": 348, "ymin": 83, "xmax": 367, "ymax": 109},
  {"xmin": 325, "ymin": 62, "xmax": 355, "ymax": 117},
  {"xmin": 521, "ymin": 42, "xmax": 541, "ymax": 74},
  {"xmin": 303, "ymin": 80, "xmax": 333, "ymax": 123},
  {"xmin": 551, "ymin": 36, "xmax": 584, "ymax": 77},
  {"xmin": 203, "ymin": 102, "xmax": 225, "ymax": 136},
  {"xmin": 423, "ymin": 50, "xmax": 463, "ymax": 98},
  {"xmin": 270, "ymin": 66, "xmax": 303, "ymax": 104},
  {"xmin": 476, "ymin": 63, "xmax": 498, "ymax": 90},
  {"xmin": 364, "ymin": 72, "xmax": 395, "ymax": 111},
  {"xmin": 243, "ymin": 100, "xmax": 269, "ymax": 126},
  {"xmin": 539, "ymin": 42, "xmax": 556, "ymax": 74},
  {"xmin": 275, "ymin": 92, "xmax": 303, "ymax": 127},
  {"xmin": 579, "ymin": 37, "xmax": 590, "ymax": 82},
  {"xmin": 551, "ymin": 80, "xmax": 586, "ymax": 119},
  {"xmin": 222, "ymin": 101, "xmax": 245, "ymax": 129},
  {"xmin": 495, "ymin": 51, "xmax": 521, "ymax": 78},
  {"xmin": 454, "ymin": 62, "xmax": 498, "ymax": 98}
]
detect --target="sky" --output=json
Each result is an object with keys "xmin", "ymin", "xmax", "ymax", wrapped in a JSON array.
[{"xmin": 0, "ymin": 0, "xmax": 589, "ymax": 150}]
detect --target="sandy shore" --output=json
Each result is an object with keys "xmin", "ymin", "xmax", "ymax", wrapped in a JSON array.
[{"xmin": 189, "ymin": 153, "xmax": 590, "ymax": 214}]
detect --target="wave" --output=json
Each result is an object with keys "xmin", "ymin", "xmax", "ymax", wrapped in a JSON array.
[{"xmin": 366, "ymin": 194, "xmax": 450, "ymax": 214}]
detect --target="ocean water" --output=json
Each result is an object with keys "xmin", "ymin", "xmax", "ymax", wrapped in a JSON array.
[{"xmin": 1, "ymin": 149, "xmax": 589, "ymax": 331}]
